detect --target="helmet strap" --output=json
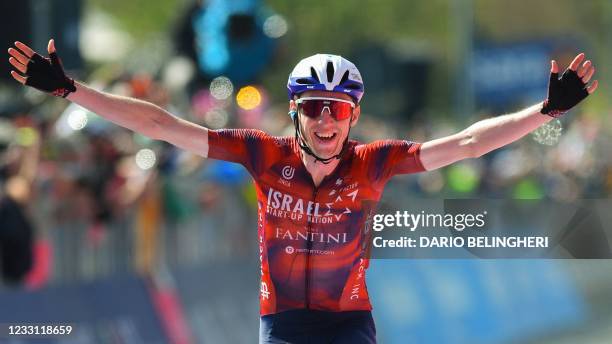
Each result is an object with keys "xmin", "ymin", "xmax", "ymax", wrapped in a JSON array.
[{"xmin": 291, "ymin": 111, "xmax": 351, "ymax": 165}]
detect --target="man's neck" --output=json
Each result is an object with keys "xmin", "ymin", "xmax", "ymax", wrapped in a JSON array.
[{"xmin": 300, "ymin": 151, "xmax": 341, "ymax": 187}]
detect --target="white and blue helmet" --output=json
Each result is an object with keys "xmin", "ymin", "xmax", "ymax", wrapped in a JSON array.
[{"xmin": 287, "ymin": 54, "xmax": 364, "ymax": 103}]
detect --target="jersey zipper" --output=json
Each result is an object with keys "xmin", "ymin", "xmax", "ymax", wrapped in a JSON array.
[
  {"xmin": 305, "ymin": 185, "xmax": 319, "ymax": 309},
  {"xmin": 298, "ymin": 143, "xmax": 349, "ymax": 309}
]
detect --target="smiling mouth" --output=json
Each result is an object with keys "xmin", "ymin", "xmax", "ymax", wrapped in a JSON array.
[{"xmin": 314, "ymin": 132, "xmax": 337, "ymax": 142}]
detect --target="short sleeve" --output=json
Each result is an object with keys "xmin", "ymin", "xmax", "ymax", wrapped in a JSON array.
[
  {"xmin": 356, "ymin": 140, "xmax": 425, "ymax": 183},
  {"xmin": 207, "ymin": 129, "xmax": 280, "ymax": 177}
]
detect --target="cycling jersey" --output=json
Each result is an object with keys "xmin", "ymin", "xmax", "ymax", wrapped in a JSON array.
[{"xmin": 207, "ymin": 129, "xmax": 424, "ymax": 315}]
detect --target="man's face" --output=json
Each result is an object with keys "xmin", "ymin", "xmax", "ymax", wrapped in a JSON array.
[{"xmin": 291, "ymin": 90, "xmax": 360, "ymax": 159}]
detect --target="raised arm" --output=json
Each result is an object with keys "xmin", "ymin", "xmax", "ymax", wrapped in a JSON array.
[
  {"xmin": 66, "ymin": 81, "xmax": 210, "ymax": 157},
  {"xmin": 419, "ymin": 53, "xmax": 598, "ymax": 171},
  {"xmin": 8, "ymin": 39, "xmax": 210, "ymax": 157}
]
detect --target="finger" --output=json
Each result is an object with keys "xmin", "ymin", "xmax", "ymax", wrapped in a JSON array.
[
  {"xmin": 582, "ymin": 66, "xmax": 595, "ymax": 84},
  {"xmin": 48, "ymin": 39, "xmax": 56, "ymax": 54},
  {"xmin": 587, "ymin": 80, "xmax": 598, "ymax": 94},
  {"xmin": 551, "ymin": 60, "xmax": 559, "ymax": 74},
  {"xmin": 10, "ymin": 71, "xmax": 26, "ymax": 84},
  {"xmin": 568, "ymin": 53, "xmax": 585, "ymax": 71},
  {"xmin": 8, "ymin": 57, "xmax": 26, "ymax": 73},
  {"xmin": 14, "ymin": 41, "xmax": 34, "ymax": 58},
  {"xmin": 577, "ymin": 60, "xmax": 591, "ymax": 78},
  {"xmin": 8, "ymin": 48, "xmax": 30, "ymax": 65}
]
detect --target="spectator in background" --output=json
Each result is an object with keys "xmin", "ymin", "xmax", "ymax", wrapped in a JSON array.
[{"xmin": 0, "ymin": 121, "xmax": 39, "ymax": 287}]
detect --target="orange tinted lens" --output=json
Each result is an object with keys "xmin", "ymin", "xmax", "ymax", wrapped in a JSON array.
[
  {"xmin": 299, "ymin": 100, "xmax": 352, "ymax": 120},
  {"xmin": 329, "ymin": 102, "xmax": 353, "ymax": 120}
]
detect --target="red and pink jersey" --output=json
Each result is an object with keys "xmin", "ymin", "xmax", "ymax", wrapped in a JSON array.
[{"xmin": 207, "ymin": 129, "xmax": 424, "ymax": 315}]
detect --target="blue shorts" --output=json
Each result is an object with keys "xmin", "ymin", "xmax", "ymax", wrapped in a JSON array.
[{"xmin": 259, "ymin": 309, "xmax": 376, "ymax": 344}]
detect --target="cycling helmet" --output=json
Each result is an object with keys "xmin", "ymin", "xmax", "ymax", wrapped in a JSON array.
[
  {"xmin": 286, "ymin": 54, "xmax": 363, "ymax": 164},
  {"xmin": 287, "ymin": 54, "xmax": 364, "ymax": 103}
]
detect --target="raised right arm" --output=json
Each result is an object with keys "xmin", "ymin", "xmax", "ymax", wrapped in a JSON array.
[
  {"xmin": 67, "ymin": 82, "xmax": 210, "ymax": 157},
  {"xmin": 8, "ymin": 39, "xmax": 210, "ymax": 157}
]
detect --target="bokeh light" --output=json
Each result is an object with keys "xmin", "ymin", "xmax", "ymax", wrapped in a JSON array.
[
  {"xmin": 263, "ymin": 15, "xmax": 288, "ymax": 38},
  {"xmin": 512, "ymin": 178, "xmax": 544, "ymax": 199},
  {"xmin": 163, "ymin": 56, "xmax": 196, "ymax": 90},
  {"xmin": 236, "ymin": 86, "xmax": 262, "ymax": 110},
  {"xmin": 447, "ymin": 163, "xmax": 480, "ymax": 194},
  {"xmin": 417, "ymin": 170, "xmax": 445, "ymax": 194},
  {"xmin": 135, "ymin": 148, "xmax": 156, "ymax": 170},
  {"xmin": 532, "ymin": 119, "xmax": 563, "ymax": 146},
  {"xmin": 15, "ymin": 127, "xmax": 37, "ymax": 147},
  {"xmin": 205, "ymin": 108, "xmax": 229, "ymax": 129},
  {"xmin": 210, "ymin": 76, "xmax": 234, "ymax": 100},
  {"xmin": 0, "ymin": 120, "xmax": 14, "ymax": 144},
  {"xmin": 67, "ymin": 108, "xmax": 89, "ymax": 131}
]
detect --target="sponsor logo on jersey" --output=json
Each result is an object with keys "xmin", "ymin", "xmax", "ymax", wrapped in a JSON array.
[
  {"xmin": 281, "ymin": 165, "xmax": 295, "ymax": 180},
  {"xmin": 350, "ymin": 258, "xmax": 367, "ymax": 300},
  {"xmin": 265, "ymin": 187, "xmax": 361, "ymax": 223},
  {"xmin": 276, "ymin": 228, "xmax": 348, "ymax": 244},
  {"xmin": 284, "ymin": 244, "xmax": 336, "ymax": 255},
  {"xmin": 260, "ymin": 282, "xmax": 270, "ymax": 299}
]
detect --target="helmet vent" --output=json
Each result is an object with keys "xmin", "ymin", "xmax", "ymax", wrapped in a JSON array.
[
  {"xmin": 339, "ymin": 70, "xmax": 349, "ymax": 85},
  {"xmin": 310, "ymin": 67, "xmax": 320, "ymax": 83},
  {"xmin": 326, "ymin": 61, "xmax": 334, "ymax": 83}
]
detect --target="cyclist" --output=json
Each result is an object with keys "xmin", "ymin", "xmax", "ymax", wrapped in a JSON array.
[{"xmin": 8, "ymin": 39, "xmax": 597, "ymax": 343}]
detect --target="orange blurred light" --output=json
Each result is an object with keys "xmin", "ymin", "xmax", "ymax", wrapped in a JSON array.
[{"xmin": 236, "ymin": 86, "xmax": 261, "ymax": 110}]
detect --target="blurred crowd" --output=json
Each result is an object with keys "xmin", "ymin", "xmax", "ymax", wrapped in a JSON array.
[{"xmin": 0, "ymin": 51, "xmax": 610, "ymax": 289}]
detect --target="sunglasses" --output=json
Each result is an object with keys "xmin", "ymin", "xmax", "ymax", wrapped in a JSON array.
[{"xmin": 295, "ymin": 97, "xmax": 355, "ymax": 121}]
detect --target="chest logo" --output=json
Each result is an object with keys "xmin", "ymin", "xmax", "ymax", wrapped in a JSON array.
[{"xmin": 281, "ymin": 165, "xmax": 295, "ymax": 180}]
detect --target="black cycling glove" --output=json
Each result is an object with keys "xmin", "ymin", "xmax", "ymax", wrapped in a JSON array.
[
  {"xmin": 24, "ymin": 52, "xmax": 76, "ymax": 98},
  {"xmin": 541, "ymin": 68, "xmax": 589, "ymax": 118}
]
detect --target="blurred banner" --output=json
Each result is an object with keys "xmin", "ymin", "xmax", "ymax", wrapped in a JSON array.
[
  {"xmin": 368, "ymin": 260, "xmax": 587, "ymax": 344},
  {"xmin": 0, "ymin": 274, "xmax": 167, "ymax": 343},
  {"xmin": 173, "ymin": 262, "xmax": 259, "ymax": 343},
  {"xmin": 353, "ymin": 42, "xmax": 432, "ymax": 122},
  {"xmin": 471, "ymin": 41, "xmax": 551, "ymax": 110},
  {"xmin": 0, "ymin": 260, "xmax": 593, "ymax": 343}
]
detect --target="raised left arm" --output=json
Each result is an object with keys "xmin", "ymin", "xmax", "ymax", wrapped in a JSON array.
[
  {"xmin": 420, "ymin": 103, "xmax": 549, "ymax": 170},
  {"xmin": 419, "ymin": 53, "xmax": 598, "ymax": 171}
]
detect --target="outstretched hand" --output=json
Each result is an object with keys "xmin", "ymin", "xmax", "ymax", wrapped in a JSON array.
[
  {"xmin": 7, "ymin": 39, "xmax": 76, "ymax": 97},
  {"xmin": 9, "ymin": 39, "xmax": 55, "ymax": 84},
  {"xmin": 552, "ymin": 53, "xmax": 598, "ymax": 94},
  {"xmin": 542, "ymin": 53, "xmax": 598, "ymax": 117}
]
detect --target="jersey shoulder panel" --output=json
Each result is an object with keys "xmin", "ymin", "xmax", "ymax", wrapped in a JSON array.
[
  {"xmin": 353, "ymin": 139, "xmax": 425, "ymax": 183},
  {"xmin": 207, "ymin": 129, "xmax": 293, "ymax": 177}
]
